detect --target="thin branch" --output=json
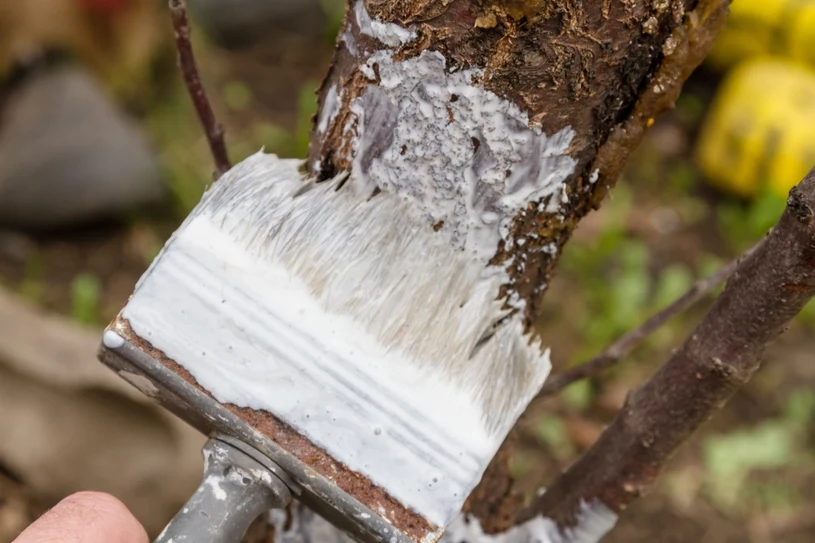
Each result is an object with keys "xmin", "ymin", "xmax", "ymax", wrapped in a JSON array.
[
  {"xmin": 168, "ymin": 0, "xmax": 231, "ymax": 178},
  {"xmin": 537, "ymin": 241, "xmax": 763, "ymax": 397},
  {"xmin": 518, "ymin": 168, "xmax": 815, "ymax": 530}
]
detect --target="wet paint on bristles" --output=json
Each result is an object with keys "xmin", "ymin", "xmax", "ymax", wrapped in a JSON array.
[{"xmin": 121, "ymin": 153, "xmax": 551, "ymax": 529}]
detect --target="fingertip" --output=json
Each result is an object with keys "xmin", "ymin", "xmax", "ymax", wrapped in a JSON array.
[{"xmin": 15, "ymin": 491, "xmax": 148, "ymax": 543}]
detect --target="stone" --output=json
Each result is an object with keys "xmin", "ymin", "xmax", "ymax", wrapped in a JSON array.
[{"xmin": 0, "ymin": 65, "xmax": 163, "ymax": 230}]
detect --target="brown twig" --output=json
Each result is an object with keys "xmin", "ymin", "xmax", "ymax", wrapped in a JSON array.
[
  {"xmin": 537, "ymin": 241, "xmax": 763, "ymax": 397},
  {"xmin": 518, "ymin": 169, "xmax": 815, "ymax": 530},
  {"xmin": 168, "ymin": 0, "xmax": 231, "ymax": 178}
]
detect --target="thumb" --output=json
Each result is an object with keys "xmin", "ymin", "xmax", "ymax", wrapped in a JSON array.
[{"xmin": 14, "ymin": 491, "xmax": 148, "ymax": 543}]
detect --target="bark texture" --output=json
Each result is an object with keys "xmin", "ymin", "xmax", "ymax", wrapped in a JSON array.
[
  {"xmin": 309, "ymin": 0, "xmax": 729, "ymax": 321},
  {"xmin": 519, "ymin": 169, "xmax": 815, "ymax": 527},
  {"xmin": 304, "ymin": 0, "xmax": 733, "ymax": 536}
]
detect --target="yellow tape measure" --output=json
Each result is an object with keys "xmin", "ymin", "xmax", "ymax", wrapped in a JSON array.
[{"xmin": 696, "ymin": 59, "xmax": 815, "ymax": 198}]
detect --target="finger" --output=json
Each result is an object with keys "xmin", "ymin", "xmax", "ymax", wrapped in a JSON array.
[{"xmin": 14, "ymin": 491, "xmax": 148, "ymax": 543}]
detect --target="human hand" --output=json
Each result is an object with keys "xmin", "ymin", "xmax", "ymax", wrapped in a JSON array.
[{"xmin": 14, "ymin": 491, "xmax": 148, "ymax": 543}]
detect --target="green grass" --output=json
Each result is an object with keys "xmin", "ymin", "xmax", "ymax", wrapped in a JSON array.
[
  {"xmin": 144, "ymin": 72, "xmax": 320, "ymax": 217},
  {"xmin": 558, "ymin": 184, "xmax": 697, "ymax": 366},
  {"xmin": 18, "ymin": 251, "xmax": 48, "ymax": 304},
  {"xmin": 716, "ymin": 188, "xmax": 815, "ymax": 328},
  {"xmin": 702, "ymin": 388, "xmax": 815, "ymax": 513},
  {"xmin": 70, "ymin": 273, "xmax": 103, "ymax": 326}
]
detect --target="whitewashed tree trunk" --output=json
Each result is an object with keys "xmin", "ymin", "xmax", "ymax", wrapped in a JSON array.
[{"xmin": 251, "ymin": 0, "xmax": 731, "ymax": 540}]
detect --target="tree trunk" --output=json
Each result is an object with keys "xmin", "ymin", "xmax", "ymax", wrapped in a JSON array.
[
  {"xmin": 300, "ymin": 0, "xmax": 729, "ymax": 535},
  {"xmin": 309, "ymin": 0, "xmax": 728, "ymax": 322},
  {"xmin": 516, "ymin": 168, "xmax": 815, "ymax": 528}
]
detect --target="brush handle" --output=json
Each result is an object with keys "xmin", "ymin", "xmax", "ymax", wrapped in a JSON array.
[{"xmin": 155, "ymin": 438, "xmax": 292, "ymax": 543}]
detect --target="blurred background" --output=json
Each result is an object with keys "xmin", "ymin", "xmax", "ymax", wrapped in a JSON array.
[{"xmin": 0, "ymin": 1, "xmax": 813, "ymax": 541}]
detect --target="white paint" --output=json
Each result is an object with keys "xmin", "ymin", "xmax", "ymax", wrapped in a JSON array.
[
  {"xmin": 156, "ymin": 525, "xmax": 170, "ymax": 541},
  {"xmin": 359, "ymin": 62, "xmax": 376, "ymax": 80},
  {"xmin": 270, "ymin": 504, "xmax": 353, "ymax": 543},
  {"xmin": 589, "ymin": 169, "xmax": 599, "ymax": 184},
  {"xmin": 265, "ymin": 500, "xmax": 615, "ymax": 543},
  {"xmin": 442, "ymin": 501, "xmax": 617, "ymax": 543},
  {"xmin": 122, "ymin": 153, "xmax": 550, "ymax": 528},
  {"xmin": 354, "ymin": 0, "xmax": 417, "ymax": 47},
  {"xmin": 102, "ymin": 329, "xmax": 125, "ymax": 349},
  {"xmin": 341, "ymin": 29, "xmax": 359, "ymax": 57},
  {"xmin": 348, "ymin": 50, "xmax": 577, "ymax": 266},
  {"xmin": 317, "ymin": 85, "xmax": 342, "ymax": 135},
  {"xmin": 205, "ymin": 475, "xmax": 227, "ymax": 501},
  {"xmin": 118, "ymin": 371, "xmax": 159, "ymax": 397}
]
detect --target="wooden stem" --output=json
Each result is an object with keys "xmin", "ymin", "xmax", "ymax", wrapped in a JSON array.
[
  {"xmin": 520, "ymin": 170, "xmax": 815, "ymax": 527},
  {"xmin": 168, "ymin": 0, "xmax": 231, "ymax": 178},
  {"xmin": 537, "ymin": 240, "xmax": 762, "ymax": 397}
]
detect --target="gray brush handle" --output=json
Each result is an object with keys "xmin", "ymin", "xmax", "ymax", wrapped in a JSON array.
[{"xmin": 155, "ymin": 438, "xmax": 292, "ymax": 543}]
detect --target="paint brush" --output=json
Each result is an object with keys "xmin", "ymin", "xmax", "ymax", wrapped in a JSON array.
[
  {"xmin": 95, "ymin": 2, "xmax": 583, "ymax": 540},
  {"xmin": 99, "ymin": 151, "xmax": 551, "ymax": 543}
]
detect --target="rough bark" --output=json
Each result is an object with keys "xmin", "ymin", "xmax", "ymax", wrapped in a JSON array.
[
  {"xmin": 519, "ymin": 170, "xmax": 815, "ymax": 527},
  {"xmin": 256, "ymin": 169, "xmax": 815, "ymax": 543},
  {"xmin": 304, "ymin": 0, "xmax": 730, "ymax": 533},
  {"xmin": 309, "ymin": 0, "xmax": 729, "ymax": 321},
  {"xmin": 161, "ymin": 0, "xmax": 815, "ymax": 539}
]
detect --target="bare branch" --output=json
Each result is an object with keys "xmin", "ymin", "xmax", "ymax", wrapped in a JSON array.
[
  {"xmin": 168, "ymin": 0, "xmax": 231, "ymax": 178},
  {"xmin": 537, "ymin": 241, "xmax": 763, "ymax": 397},
  {"xmin": 518, "ymin": 169, "xmax": 815, "ymax": 529}
]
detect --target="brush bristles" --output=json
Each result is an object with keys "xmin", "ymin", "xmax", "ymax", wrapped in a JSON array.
[
  {"xmin": 124, "ymin": 152, "xmax": 550, "ymax": 526},
  {"xmin": 198, "ymin": 153, "xmax": 548, "ymax": 437}
]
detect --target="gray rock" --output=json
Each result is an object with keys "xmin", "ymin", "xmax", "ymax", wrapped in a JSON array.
[{"xmin": 0, "ymin": 65, "xmax": 164, "ymax": 230}]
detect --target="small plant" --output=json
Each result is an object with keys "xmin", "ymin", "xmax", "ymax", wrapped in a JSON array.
[
  {"xmin": 70, "ymin": 273, "xmax": 103, "ymax": 325},
  {"xmin": 560, "ymin": 185, "xmax": 695, "ymax": 363},
  {"xmin": 702, "ymin": 388, "xmax": 815, "ymax": 513},
  {"xmin": 18, "ymin": 251, "xmax": 47, "ymax": 304},
  {"xmin": 319, "ymin": 0, "xmax": 347, "ymax": 42},
  {"xmin": 222, "ymin": 80, "xmax": 253, "ymax": 112},
  {"xmin": 145, "ymin": 84, "xmax": 214, "ymax": 214},
  {"xmin": 717, "ymin": 189, "xmax": 787, "ymax": 251}
]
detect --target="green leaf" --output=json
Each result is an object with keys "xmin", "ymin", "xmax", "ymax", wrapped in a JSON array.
[
  {"xmin": 562, "ymin": 380, "xmax": 594, "ymax": 412},
  {"xmin": 747, "ymin": 190, "xmax": 786, "ymax": 239},
  {"xmin": 703, "ymin": 422, "xmax": 795, "ymax": 510},
  {"xmin": 653, "ymin": 264, "xmax": 694, "ymax": 309},
  {"xmin": 608, "ymin": 241, "xmax": 651, "ymax": 331},
  {"xmin": 70, "ymin": 273, "xmax": 102, "ymax": 326},
  {"xmin": 508, "ymin": 450, "xmax": 537, "ymax": 479},
  {"xmin": 668, "ymin": 161, "xmax": 697, "ymax": 193},
  {"xmin": 534, "ymin": 415, "xmax": 575, "ymax": 462},
  {"xmin": 675, "ymin": 92, "xmax": 706, "ymax": 125},
  {"xmin": 319, "ymin": 0, "xmax": 347, "ymax": 42},
  {"xmin": 797, "ymin": 298, "xmax": 815, "ymax": 329},
  {"xmin": 784, "ymin": 388, "xmax": 815, "ymax": 426},
  {"xmin": 253, "ymin": 122, "xmax": 292, "ymax": 156},
  {"xmin": 222, "ymin": 81, "xmax": 253, "ymax": 112},
  {"xmin": 19, "ymin": 251, "xmax": 47, "ymax": 304},
  {"xmin": 751, "ymin": 480, "xmax": 796, "ymax": 511}
]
